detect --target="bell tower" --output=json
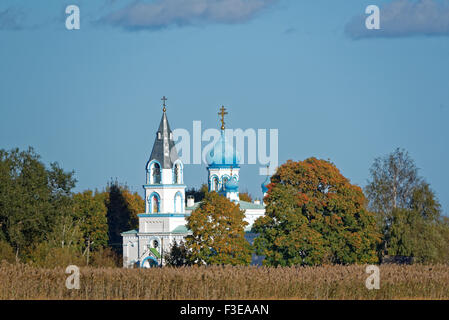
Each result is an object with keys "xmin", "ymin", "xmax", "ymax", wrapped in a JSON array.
[{"xmin": 144, "ymin": 96, "xmax": 185, "ymax": 214}]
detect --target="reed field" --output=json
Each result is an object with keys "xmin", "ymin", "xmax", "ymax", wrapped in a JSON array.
[{"xmin": 0, "ymin": 262, "xmax": 448, "ymax": 300}]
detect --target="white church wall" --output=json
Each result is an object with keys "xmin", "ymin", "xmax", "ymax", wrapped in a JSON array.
[
  {"xmin": 243, "ymin": 209, "xmax": 265, "ymax": 228},
  {"xmin": 161, "ymin": 168, "xmax": 173, "ymax": 185},
  {"xmin": 122, "ymin": 235, "xmax": 138, "ymax": 268},
  {"xmin": 144, "ymin": 186, "xmax": 186, "ymax": 213},
  {"xmin": 138, "ymin": 216, "xmax": 188, "ymax": 233}
]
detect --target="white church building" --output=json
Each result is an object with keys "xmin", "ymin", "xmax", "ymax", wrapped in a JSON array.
[{"xmin": 121, "ymin": 99, "xmax": 270, "ymax": 268}]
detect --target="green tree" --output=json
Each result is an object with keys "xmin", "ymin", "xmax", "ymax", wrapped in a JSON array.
[
  {"xmin": 386, "ymin": 184, "xmax": 448, "ymax": 263},
  {"xmin": 0, "ymin": 147, "xmax": 76, "ymax": 259},
  {"xmin": 365, "ymin": 148, "xmax": 422, "ymax": 230},
  {"xmin": 185, "ymin": 184, "xmax": 209, "ymax": 203},
  {"xmin": 106, "ymin": 182, "xmax": 144, "ymax": 254},
  {"xmin": 0, "ymin": 241, "xmax": 16, "ymax": 263},
  {"xmin": 186, "ymin": 192, "xmax": 252, "ymax": 265},
  {"xmin": 164, "ymin": 240, "xmax": 191, "ymax": 267},
  {"xmin": 254, "ymin": 158, "xmax": 380, "ymax": 266},
  {"xmin": 29, "ymin": 214, "xmax": 85, "ymax": 267},
  {"xmin": 73, "ymin": 190, "xmax": 109, "ymax": 264},
  {"xmin": 366, "ymin": 148, "xmax": 448, "ymax": 262}
]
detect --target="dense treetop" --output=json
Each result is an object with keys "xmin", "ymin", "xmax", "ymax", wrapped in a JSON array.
[{"xmin": 254, "ymin": 158, "xmax": 381, "ymax": 266}]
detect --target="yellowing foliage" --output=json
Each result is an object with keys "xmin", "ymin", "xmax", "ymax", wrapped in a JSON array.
[
  {"xmin": 254, "ymin": 158, "xmax": 381, "ymax": 266},
  {"xmin": 186, "ymin": 192, "xmax": 252, "ymax": 266}
]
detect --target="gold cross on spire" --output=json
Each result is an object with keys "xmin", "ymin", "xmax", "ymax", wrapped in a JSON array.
[
  {"xmin": 218, "ymin": 106, "xmax": 228, "ymax": 130},
  {"xmin": 161, "ymin": 96, "xmax": 168, "ymax": 112}
]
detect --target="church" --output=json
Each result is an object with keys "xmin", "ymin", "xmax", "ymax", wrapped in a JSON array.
[{"xmin": 121, "ymin": 98, "xmax": 270, "ymax": 268}]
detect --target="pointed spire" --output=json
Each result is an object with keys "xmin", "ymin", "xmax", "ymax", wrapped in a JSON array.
[{"xmin": 149, "ymin": 98, "xmax": 179, "ymax": 169}]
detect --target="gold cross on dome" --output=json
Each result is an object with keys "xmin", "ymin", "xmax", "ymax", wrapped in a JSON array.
[
  {"xmin": 218, "ymin": 106, "xmax": 228, "ymax": 130},
  {"xmin": 161, "ymin": 96, "xmax": 168, "ymax": 112}
]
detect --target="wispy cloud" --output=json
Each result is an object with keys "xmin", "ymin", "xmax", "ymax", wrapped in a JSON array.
[
  {"xmin": 0, "ymin": 7, "xmax": 25, "ymax": 30},
  {"xmin": 99, "ymin": 0, "xmax": 278, "ymax": 31},
  {"xmin": 283, "ymin": 27, "xmax": 296, "ymax": 35},
  {"xmin": 345, "ymin": 0, "xmax": 449, "ymax": 39}
]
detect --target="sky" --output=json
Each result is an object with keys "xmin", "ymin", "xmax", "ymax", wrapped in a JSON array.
[{"xmin": 1, "ymin": 0, "xmax": 448, "ymax": 214}]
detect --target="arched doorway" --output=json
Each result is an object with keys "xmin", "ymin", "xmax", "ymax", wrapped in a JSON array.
[{"xmin": 141, "ymin": 256, "xmax": 159, "ymax": 268}]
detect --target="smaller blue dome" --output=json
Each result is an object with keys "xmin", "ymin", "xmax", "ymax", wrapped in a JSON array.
[
  {"xmin": 261, "ymin": 176, "xmax": 270, "ymax": 193},
  {"xmin": 226, "ymin": 178, "xmax": 239, "ymax": 192}
]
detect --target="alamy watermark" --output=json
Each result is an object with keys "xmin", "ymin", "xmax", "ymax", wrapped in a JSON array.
[
  {"xmin": 65, "ymin": 265, "xmax": 80, "ymax": 289},
  {"xmin": 171, "ymin": 121, "xmax": 278, "ymax": 175},
  {"xmin": 365, "ymin": 5, "xmax": 380, "ymax": 30},
  {"xmin": 65, "ymin": 5, "xmax": 80, "ymax": 30},
  {"xmin": 65, "ymin": 4, "xmax": 380, "ymax": 32},
  {"xmin": 365, "ymin": 265, "xmax": 380, "ymax": 290}
]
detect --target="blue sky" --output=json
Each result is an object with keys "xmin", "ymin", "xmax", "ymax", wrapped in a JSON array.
[{"xmin": 1, "ymin": 0, "xmax": 448, "ymax": 214}]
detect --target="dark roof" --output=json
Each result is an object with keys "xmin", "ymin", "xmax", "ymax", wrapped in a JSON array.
[{"xmin": 149, "ymin": 111, "xmax": 179, "ymax": 169}]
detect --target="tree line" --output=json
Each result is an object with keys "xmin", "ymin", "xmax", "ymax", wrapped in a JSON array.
[
  {"xmin": 1, "ymin": 147, "xmax": 448, "ymax": 267},
  {"xmin": 168, "ymin": 148, "xmax": 449, "ymax": 266},
  {"xmin": 0, "ymin": 147, "xmax": 143, "ymax": 267}
]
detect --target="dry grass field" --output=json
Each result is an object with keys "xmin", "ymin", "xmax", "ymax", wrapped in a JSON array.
[{"xmin": 1, "ymin": 262, "xmax": 448, "ymax": 300}]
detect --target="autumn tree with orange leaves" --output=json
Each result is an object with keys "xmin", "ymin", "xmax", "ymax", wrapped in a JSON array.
[
  {"xmin": 253, "ymin": 158, "xmax": 381, "ymax": 266},
  {"xmin": 186, "ymin": 191, "xmax": 252, "ymax": 266}
]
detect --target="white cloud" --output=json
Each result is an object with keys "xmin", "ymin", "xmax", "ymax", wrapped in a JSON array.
[
  {"xmin": 345, "ymin": 0, "xmax": 449, "ymax": 39},
  {"xmin": 100, "ymin": 0, "xmax": 278, "ymax": 30}
]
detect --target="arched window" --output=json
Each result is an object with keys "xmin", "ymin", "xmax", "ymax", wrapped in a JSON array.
[
  {"xmin": 174, "ymin": 163, "xmax": 181, "ymax": 184},
  {"xmin": 212, "ymin": 177, "xmax": 219, "ymax": 191},
  {"xmin": 151, "ymin": 194, "xmax": 160, "ymax": 213},
  {"xmin": 152, "ymin": 163, "xmax": 161, "ymax": 184},
  {"xmin": 222, "ymin": 176, "xmax": 229, "ymax": 191},
  {"xmin": 174, "ymin": 192, "xmax": 183, "ymax": 213}
]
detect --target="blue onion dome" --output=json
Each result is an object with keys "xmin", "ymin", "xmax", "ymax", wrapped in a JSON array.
[
  {"xmin": 226, "ymin": 177, "xmax": 239, "ymax": 192},
  {"xmin": 261, "ymin": 175, "xmax": 270, "ymax": 193},
  {"xmin": 206, "ymin": 132, "xmax": 240, "ymax": 167}
]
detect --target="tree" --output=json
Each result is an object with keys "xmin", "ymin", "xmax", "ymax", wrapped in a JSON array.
[
  {"xmin": 386, "ymin": 183, "xmax": 448, "ymax": 263},
  {"xmin": 106, "ymin": 181, "xmax": 144, "ymax": 254},
  {"xmin": 239, "ymin": 192, "xmax": 253, "ymax": 202},
  {"xmin": 365, "ymin": 148, "xmax": 422, "ymax": 228},
  {"xmin": 0, "ymin": 241, "xmax": 15, "ymax": 263},
  {"xmin": 186, "ymin": 192, "xmax": 252, "ymax": 265},
  {"xmin": 29, "ymin": 214, "xmax": 85, "ymax": 267},
  {"xmin": 366, "ymin": 148, "xmax": 449, "ymax": 262},
  {"xmin": 73, "ymin": 190, "xmax": 109, "ymax": 264},
  {"xmin": 164, "ymin": 240, "xmax": 191, "ymax": 267},
  {"xmin": 185, "ymin": 184, "xmax": 209, "ymax": 203},
  {"xmin": 253, "ymin": 158, "xmax": 380, "ymax": 266},
  {"xmin": 0, "ymin": 147, "xmax": 76, "ymax": 259}
]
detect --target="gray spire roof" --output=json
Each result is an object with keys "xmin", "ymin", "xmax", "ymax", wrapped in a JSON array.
[{"xmin": 149, "ymin": 111, "xmax": 179, "ymax": 169}]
